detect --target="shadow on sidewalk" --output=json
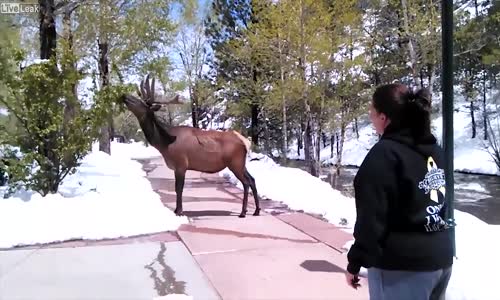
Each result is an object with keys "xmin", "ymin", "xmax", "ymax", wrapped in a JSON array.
[
  {"xmin": 180, "ymin": 224, "xmax": 316, "ymax": 244},
  {"xmin": 300, "ymin": 260, "xmax": 345, "ymax": 273},
  {"xmin": 183, "ymin": 210, "xmax": 237, "ymax": 217}
]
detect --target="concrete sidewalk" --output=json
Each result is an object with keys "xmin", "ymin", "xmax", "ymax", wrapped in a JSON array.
[
  {"xmin": 147, "ymin": 157, "xmax": 369, "ymax": 300},
  {"xmin": 0, "ymin": 241, "xmax": 219, "ymax": 300},
  {"xmin": 0, "ymin": 157, "xmax": 368, "ymax": 300}
]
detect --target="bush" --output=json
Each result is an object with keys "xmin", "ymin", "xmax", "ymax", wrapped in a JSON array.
[{"xmin": 0, "ymin": 50, "xmax": 114, "ymax": 196}]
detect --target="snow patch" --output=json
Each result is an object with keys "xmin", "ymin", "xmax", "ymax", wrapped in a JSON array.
[{"xmin": 0, "ymin": 141, "xmax": 186, "ymax": 249}]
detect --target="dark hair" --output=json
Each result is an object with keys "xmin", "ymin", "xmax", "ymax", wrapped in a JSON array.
[{"xmin": 372, "ymin": 83, "xmax": 432, "ymax": 141}]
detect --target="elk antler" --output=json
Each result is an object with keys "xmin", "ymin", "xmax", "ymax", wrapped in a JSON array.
[
  {"xmin": 137, "ymin": 74, "xmax": 182, "ymax": 106},
  {"xmin": 138, "ymin": 73, "xmax": 155, "ymax": 105}
]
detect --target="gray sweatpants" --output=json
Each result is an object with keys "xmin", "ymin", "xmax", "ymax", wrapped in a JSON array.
[{"xmin": 367, "ymin": 267, "xmax": 452, "ymax": 300}]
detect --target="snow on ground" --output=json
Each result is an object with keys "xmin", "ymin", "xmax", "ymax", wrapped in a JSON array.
[
  {"xmin": 455, "ymin": 182, "xmax": 488, "ymax": 193},
  {"xmin": 287, "ymin": 96, "xmax": 500, "ymax": 176},
  {"xmin": 286, "ymin": 119, "xmax": 379, "ymax": 167},
  {"xmin": 107, "ymin": 140, "xmax": 162, "ymax": 160},
  {"xmin": 444, "ymin": 211, "xmax": 500, "ymax": 300},
  {"xmin": 0, "ymin": 141, "xmax": 186, "ymax": 249},
  {"xmin": 433, "ymin": 109, "xmax": 499, "ymax": 176},
  {"xmin": 220, "ymin": 152, "xmax": 500, "ymax": 300},
  {"xmin": 221, "ymin": 152, "xmax": 356, "ymax": 227}
]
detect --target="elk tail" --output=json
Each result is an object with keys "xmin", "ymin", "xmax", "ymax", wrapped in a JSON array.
[{"xmin": 232, "ymin": 130, "xmax": 252, "ymax": 154}]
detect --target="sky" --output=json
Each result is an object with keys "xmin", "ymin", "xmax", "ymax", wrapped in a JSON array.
[{"xmin": 14, "ymin": 0, "xmax": 214, "ymax": 102}]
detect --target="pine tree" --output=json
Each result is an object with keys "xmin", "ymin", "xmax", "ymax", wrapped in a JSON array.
[{"xmin": 204, "ymin": 0, "xmax": 263, "ymax": 144}]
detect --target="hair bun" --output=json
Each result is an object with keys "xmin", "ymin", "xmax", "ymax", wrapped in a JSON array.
[
  {"xmin": 414, "ymin": 88, "xmax": 431, "ymax": 108},
  {"xmin": 407, "ymin": 88, "xmax": 431, "ymax": 110},
  {"xmin": 408, "ymin": 91, "xmax": 417, "ymax": 102}
]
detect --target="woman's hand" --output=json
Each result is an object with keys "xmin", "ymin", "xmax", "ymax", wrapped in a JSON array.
[{"xmin": 345, "ymin": 272, "xmax": 361, "ymax": 289}]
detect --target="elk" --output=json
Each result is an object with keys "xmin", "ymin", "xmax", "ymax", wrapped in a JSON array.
[{"xmin": 121, "ymin": 75, "xmax": 261, "ymax": 218}]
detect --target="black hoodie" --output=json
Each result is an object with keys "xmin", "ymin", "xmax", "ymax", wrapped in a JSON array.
[{"xmin": 346, "ymin": 128, "xmax": 454, "ymax": 274}]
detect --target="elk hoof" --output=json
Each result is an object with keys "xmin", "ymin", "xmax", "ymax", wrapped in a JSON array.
[
  {"xmin": 253, "ymin": 208, "xmax": 261, "ymax": 216},
  {"xmin": 238, "ymin": 212, "xmax": 246, "ymax": 218},
  {"xmin": 174, "ymin": 208, "xmax": 184, "ymax": 216}
]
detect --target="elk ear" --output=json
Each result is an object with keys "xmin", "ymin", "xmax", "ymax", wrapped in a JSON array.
[{"xmin": 150, "ymin": 103, "xmax": 162, "ymax": 111}]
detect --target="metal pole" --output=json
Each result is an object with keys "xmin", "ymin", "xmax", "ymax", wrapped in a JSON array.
[{"xmin": 441, "ymin": 0, "xmax": 456, "ymax": 257}]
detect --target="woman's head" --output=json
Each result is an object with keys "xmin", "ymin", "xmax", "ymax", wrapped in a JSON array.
[{"xmin": 369, "ymin": 83, "xmax": 432, "ymax": 139}]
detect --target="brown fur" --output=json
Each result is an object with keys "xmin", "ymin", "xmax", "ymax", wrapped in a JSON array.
[
  {"xmin": 160, "ymin": 126, "xmax": 248, "ymax": 174},
  {"xmin": 121, "ymin": 75, "xmax": 260, "ymax": 218},
  {"xmin": 231, "ymin": 130, "xmax": 252, "ymax": 153}
]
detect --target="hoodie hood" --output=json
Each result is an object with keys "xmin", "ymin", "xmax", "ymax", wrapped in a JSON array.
[{"xmin": 381, "ymin": 126, "xmax": 438, "ymax": 159}]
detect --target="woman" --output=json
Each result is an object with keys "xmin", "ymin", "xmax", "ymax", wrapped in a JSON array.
[{"xmin": 345, "ymin": 83, "xmax": 454, "ymax": 300}]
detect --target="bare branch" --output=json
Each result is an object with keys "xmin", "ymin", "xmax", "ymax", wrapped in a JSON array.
[
  {"xmin": 453, "ymin": 43, "xmax": 488, "ymax": 57},
  {"xmin": 54, "ymin": 0, "xmax": 86, "ymax": 16}
]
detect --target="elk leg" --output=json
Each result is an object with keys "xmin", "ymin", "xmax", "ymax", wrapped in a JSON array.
[
  {"xmin": 229, "ymin": 167, "xmax": 250, "ymax": 218},
  {"xmin": 239, "ymin": 182, "xmax": 250, "ymax": 218},
  {"xmin": 174, "ymin": 170, "xmax": 185, "ymax": 216},
  {"xmin": 245, "ymin": 169, "xmax": 260, "ymax": 216}
]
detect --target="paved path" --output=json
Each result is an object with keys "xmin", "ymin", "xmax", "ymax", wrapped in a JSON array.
[
  {"xmin": 0, "ymin": 157, "xmax": 368, "ymax": 300},
  {"xmin": 146, "ymin": 157, "xmax": 369, "ymax": 300},
  {"xmin": 0, "ymin": 241, "xmax": 218, "ymax": 300}
]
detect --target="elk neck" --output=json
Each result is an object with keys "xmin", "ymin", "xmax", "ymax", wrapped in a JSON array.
[{"xmin": 138, "ymin": 113, "xmax": 177, "ymax": 149}]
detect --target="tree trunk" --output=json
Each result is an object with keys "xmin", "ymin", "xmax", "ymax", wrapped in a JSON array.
[
  {"xmin": 470, "ymin": 100, "xmax": 476, "ymax": 139},
  {"xmin": 278, "ymin": 32, "xmax": 288, "ymax": 161},
  {"xmin": 39, "ymin": 0, "xmax": 56, "ymax": 60},
  {"xmin": 61, "ymin": 4, "xmax": 80, "ymax": 170},
  {"xmin": 299, "ymin": 0, "xmax": 317, "ymax": 177},
  {"xmin": 373, "ymin": 71, "xmax": 381, "ymax": 85},
  {"xmin": 179, "ymin": 50, "xmax": 199, "ymax": 129},
  {"xmin": 38, "ymin": 0, "xmax": 58, "ymax": 195},
  {"xmin": 339, "ymin": 123, "xmax": 346, "ymax": 169},
  {"xmin": 297, "ymin": 123, "xmax": 303, "ymax": 156},
  {"xmin": 336, "ymin": 131, "xmax": 340, "ymax": 156},
  {"xmin": 483, "ymin": 72, "xmax": 488, "ymax": 140},
  {"xmin": 331, "ymin": 122, "xmax": 346, "ymax": 188},
  {"xmin": 159, "ymin": 82, "xmax": 174, "ymax": 126},
  {"xmin": 250, "ymin": 102, "xmax": 259, "ymax": 146},
  {"xmin": 62, "ymin": 6, "xmax": 78, "ymax": 126},
  {"xmin": 354, "ymin": 117, "xmax": 359, "ymax": 139},
  {"xmin": 400, "ymin": 0, "xmax": 420, "ymax": 87},
  {"xmin": 190, "ymin": 85, "xmax": 199, "ymax": 128},
  {"xmin": 316, "ymin": 122, "xmax": 322, "ymax": 176},
  {"xmin": 428, "ymin": 64, "xmax": 435, "ymax": 106},
  {"xmin": 260, "ymin": 110, "xmax": 270, "ymax": 155},
  {"xmin": 330, "ymin": 134, "xmax": 334, "ymax": 159},
  {"xmin": 304, "ymin": 119, "xmax": 318, "ymax": 176},
  {"xmin": 251, "ymin": 69, "xmax": 260, "ymax": 146},
  {"xmin": 98, "ymin": 40, "xmax": 111, "ymax": 154},
  {"xmin": 278, "ymin": 35, "xmax": 288, "ymax": 159},
  {"xmin": 281, "ymin": 97, "xmax": 288, "ymax": 158}
]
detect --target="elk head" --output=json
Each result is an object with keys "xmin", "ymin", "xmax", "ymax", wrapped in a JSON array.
[{"xmin": 122, "ymin": 74, "xmax": 182, "ymax": 121}]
